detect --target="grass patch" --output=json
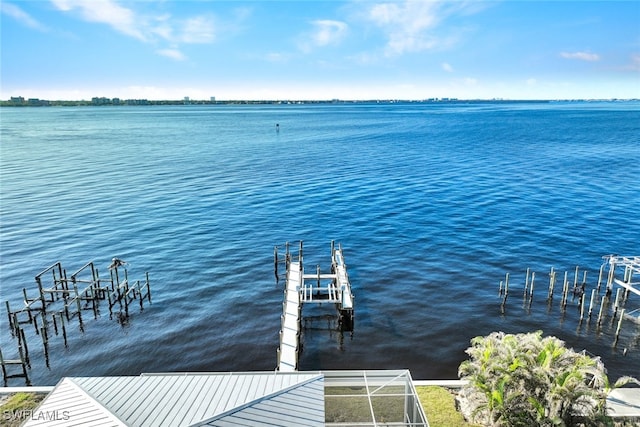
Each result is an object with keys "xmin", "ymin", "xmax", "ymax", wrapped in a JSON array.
[
  {"xmin": 416, "ymin": 386, "xmax": 479, "ymax": 427},
  {"xmin": 0, "ymin": 392, "xmax": 47, "ymax": 427}
]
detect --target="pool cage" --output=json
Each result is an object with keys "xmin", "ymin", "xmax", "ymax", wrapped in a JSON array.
[{"xmin": 323, "ymin": 370, "xmax": 429, "ymax": 426}]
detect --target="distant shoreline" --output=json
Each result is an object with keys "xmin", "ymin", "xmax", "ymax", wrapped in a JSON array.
[{"xmin": 2, "ymin": 98, "xmax": 638, "ymax": 108}]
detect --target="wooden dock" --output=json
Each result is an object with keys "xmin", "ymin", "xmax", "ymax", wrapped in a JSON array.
[{"xmin": 276, "ymin": 241, "xmax": 354, "ymax": 371}]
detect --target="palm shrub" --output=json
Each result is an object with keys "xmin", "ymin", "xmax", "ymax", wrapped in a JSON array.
[{"xmin": 457, "ymin": 331, "xmax": 638, "ymax": 426}]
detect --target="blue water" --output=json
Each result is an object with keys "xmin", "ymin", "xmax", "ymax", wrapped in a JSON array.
[{"xmin": 1, "ymin": 102, "xmax": 639, "ymax": 386}]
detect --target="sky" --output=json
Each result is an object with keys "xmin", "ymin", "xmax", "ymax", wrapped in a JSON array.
[{"xmin": 1, "ymin": 0, "xmax": 639, "ymax": 100}]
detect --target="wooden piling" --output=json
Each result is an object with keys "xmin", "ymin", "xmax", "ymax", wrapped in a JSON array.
[
  {"xmin": 524, "ymin": 268, "xmax": 530, "ymax": 298},
  {"xmin": 614, "ymin": 309, "xmax": 625, "ymax": 344},
  {"xmin": 274, "ymin": 246, "xmax": 279, "ymax": 281},
  {"xmin": 597, "ymin": 264, "xmax": 604, "ymax": 292},
  {"xmin": 606, "ymin": 260, "xmax": 615, "ymax": 295},
  {"xmin": 613, "ymin": 288, "xmax": 621, "ymax": 317},
  {"xmin": 59, "ymin": 313, "xmax": 68, "ymax": 347},
  {"xmin": 561, "ymin": 271, "xmax": 569, "ymax": 310},
  {"xmin": 504, "ymin": 273, "xmax": 510, "ymax": 296},
  {"xmin": 588, "ymin": 289, "xmax": 596, "ymax": 318},
  {"xmin": 19, "ymin": 328, "xmax": 30, "ymax": 367},
  {"xmin": 547, "ymin": 267, "xmax": 555, "ymax": 300},
  {"xmin": 530, "ymin": 272, "xmax": 535, "ymax": 299},
  {"xmin": 597, "ymin": 294, "xmax": 606, "ymax": 325},
  {"xmin": 5, "ymin": 301, "xmax": 14, "ymax": 336}
]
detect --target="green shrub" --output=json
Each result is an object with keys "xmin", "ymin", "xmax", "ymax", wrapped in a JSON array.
[{"xmin": 458, "ymin": 331, "xmax": 638, "ymax": 427}]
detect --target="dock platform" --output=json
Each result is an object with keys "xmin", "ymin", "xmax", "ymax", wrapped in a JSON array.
[{"xmin": 276, "ymin": 241, "xmax": 354, "ymax": 371}]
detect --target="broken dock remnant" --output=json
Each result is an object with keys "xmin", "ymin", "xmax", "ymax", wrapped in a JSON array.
[
  {"xmin": 498, "ymin": 254, "xmax": 640, "ymax": 350},
  {"xmin": 275, "ymin": 241, "xmax": 355, "ymax": 371},
  {"xmin": 2, "ymin": 257, "xmax": 151, "ymax": 385}
]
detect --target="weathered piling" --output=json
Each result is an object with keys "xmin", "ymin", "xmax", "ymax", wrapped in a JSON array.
[
  {"xmin": 588, "ymin": 289, "xmax": 596, "ymax": 319},
  {"xmin": 0, "ymin": 343, "xmax": 30, "ymax": 386},
  {"xmin": 597, "ymin": 264, "xmax": 604, "ymax": 292},
  {"xmin": 561, "ymin": 271, "xmax": 569, "ymax": 310},
  {"xmin": 500, "ymin": 255, "xmax": 639, "ymax": 352},
  {"xmin": 3, "ymin": 257, "xmax": 152, "ymax": 380},
  {"xmin": 614, "ymin": 309, "xmax": 625, "ymax": 345},
  {"xmin": 547, "ymin": 267, "xmax": 556, "ymax": 301},
  {"xmin": 597, "ymin": 293, "xmax": 607, "ymax": 325}
]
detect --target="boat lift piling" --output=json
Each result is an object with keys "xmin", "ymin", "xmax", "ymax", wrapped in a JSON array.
[{"xmin": 499, "ymin": 255, "xmax": 640, "ymax": 349}]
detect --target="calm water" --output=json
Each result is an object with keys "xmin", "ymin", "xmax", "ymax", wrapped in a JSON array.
[{"xmin": 1, "ymin": 102, "xmax": 639, "ymax": 386}]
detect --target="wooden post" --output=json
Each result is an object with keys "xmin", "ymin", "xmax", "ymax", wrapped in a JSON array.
[
  {"xmin": 501, "ymin": 273, "xmax": 509, "ymax": 311},
  {"xmin": 41, "ymin": 326, "xmax": 50, "ymax": 368},
  {"xmin": 32, "ymin": 312, "xmax": 39, "ymax": 335},
  {"xmin": 52, "ymin": 313, "xmax": 58, "ymax": 335},
  {"xmin": 73, "ymin": 283, "xmax": 83, "ymax": 325},
  {"xmin": 561, "ymin": 271, "xmax": 569, "ymax": 310},
  {"xmin": 597, "ymin": 264, "xmax": 604, "ymax": 292},
  {"xmin": 499, "ymin": 280, "xmax": 503, "ymax": 296},
  {"xmin": 573, "ymin": 266, "xmax": 579, "ymax": 292},
  {"xmin": 36, "ymin": 277, "xmax": 45, "ymax": 311},
  {"xmin": 623, "ymin": 268, "xmax": 633, "ymax": 301},
  {"xmin": 614, "ymin": 309, "xmax": 625, "ymax": 342},
  {"xmin": 579, "ymin": 291, "xmax": 585, "ymax": 319},
  {"xmin": 588, "ymin": 289, "xmax": 596, "ymax": 318},
  {"xmin": 20, "ymin": 328, "xmax": 30, "ymax": 368},
  {"xmin": 613, "ymin": 288, "xmax": 621, "ymax": 318},
  {"xmin": 59, "ymin": 313, "xmax": 68, "ymax": 347},
  {"xmin": 90, "ymin": 285, "xmax": 98, "ymax": 319},
  {"xmin": 548, "ymin": 267, "xmax": 555, "ymax": 300},
  {"xmin": 597, "ymin": 294, "xmax": 606, "ymax": 325},
  {"xmin": 524, "ymin": 268, "xmax": 530, "ymax": 298},
  {"xmin": 5, "ymin": 301, "xmax": 14, "ymax": 336},
  {"xmin": 145, "ymin": 272, "xmax": 151, "ymax": 303},
  {"xmin": 274, "ymin": 246, "xmax": 279, "ymax": 282},
  {"xmin": 606, "ymin": 260, "xmax": 616, "ymax": 295},
  {"xmin": 505, "ymin": 273, "xmax": 510, "ymax": 296},
  {"xmin": 299, "ymin": 240, "xmax": 303, "ymax": 264}
]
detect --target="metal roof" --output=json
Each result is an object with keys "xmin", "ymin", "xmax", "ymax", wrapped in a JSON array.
[{"xmin": 23, "ymin": 372, "xmax": 324, "ymax": 427}]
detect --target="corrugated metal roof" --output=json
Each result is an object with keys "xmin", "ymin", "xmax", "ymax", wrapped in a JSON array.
[
  {"xmin": 22, "ymin": 377, "xmax": 126, "ymax": 427},
  {"xmin": 199, "ymin": 375, "xmax": 324, "ymax": 426},
  {"xmin": 24, "ymin": 372, "xmax": 323, "ymax": 427}
]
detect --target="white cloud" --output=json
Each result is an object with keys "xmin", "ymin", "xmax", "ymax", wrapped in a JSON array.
[
  {"xmin": 49, "ymin": 0, "xmax": 218, "ymax": 60},
  {"xmin": 560, "ymin": 51, "xmax": 600, "ymax": 61},
  {"xmin": 178, "ymin": 16, "xmax": 215, "ymax": 44},
  {"xmin": 1, "ymin": 2, "xmax": 48, "ymax": 31},
  {"xmin": 364, "ymin": 0, "xmax": 483, "ymax": 56},
  {"xmin": 312, "ymin": 20, "xmax": 348, "ymax": 46},
  {"xmin": 299, "ymin": 19, "xmax": 348, "ymax": 53},
  {"xmin": 51, "ymin": 0, "xmax": 146, "ymax": 41},
  {"xmin": 157, "ymin": 48, "xmax": 186, "ymax": 61},
  {"xmin": 442, "ymin": 62, "xmax": 454, "ymax": 72}
]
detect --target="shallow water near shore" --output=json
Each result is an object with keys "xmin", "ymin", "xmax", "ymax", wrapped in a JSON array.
[{"xmin": 1, "ymin": 101, "xmax": 639, "ymax": 385}]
